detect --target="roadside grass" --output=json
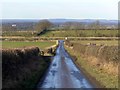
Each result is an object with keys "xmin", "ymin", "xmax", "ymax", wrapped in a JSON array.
[
  {"xmin": 71, "ymin": 40, "xmax": 118, "ymax": 46},
  {"xmin": 65, "ymin": 46, "xmax": 118, "ymax": 88},
  {"xmin": 2, "ymin": 41, "xmax": 56, "ymax": 49},
  {"xmin": 40, "ymin": 30, "xmax": 118, "ymax": 37}
]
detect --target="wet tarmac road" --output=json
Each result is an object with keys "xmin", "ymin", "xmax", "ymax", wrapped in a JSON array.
[{"xmin": 37, "ymin": 40, "xmax": 93, "ymax": 89}]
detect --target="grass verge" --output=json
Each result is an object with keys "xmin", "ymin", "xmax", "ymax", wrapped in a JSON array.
[{"xmin": 65, "ymin": 46, "xmax": 118, "ymax": 88}]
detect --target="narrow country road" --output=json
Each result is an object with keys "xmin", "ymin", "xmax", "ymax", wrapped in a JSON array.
[{"xmin": 37, "ymin": 40, "xmax": 94, "ymax": 89}]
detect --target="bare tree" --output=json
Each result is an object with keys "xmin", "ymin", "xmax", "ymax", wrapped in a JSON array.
[{"xmin": 63, "ymin": 22, "xmax": 85, "ymax": 30}]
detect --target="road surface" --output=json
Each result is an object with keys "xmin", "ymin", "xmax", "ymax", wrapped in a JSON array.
[{"xmin": 37, "ymin": 40, "xmax": 94, "ymax": 89}]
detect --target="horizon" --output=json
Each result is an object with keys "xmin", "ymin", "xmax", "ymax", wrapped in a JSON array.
[{"xmin": 0, "ymin": 18, "xmax": 118, "ymax": 21}]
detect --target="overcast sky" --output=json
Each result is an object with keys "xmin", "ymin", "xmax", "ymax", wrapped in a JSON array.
[{"xmin": 1, "ymin": 0, "xmax": 119, "ymax": 20}]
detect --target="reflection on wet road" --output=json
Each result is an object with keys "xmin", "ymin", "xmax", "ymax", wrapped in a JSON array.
[{"xmin": 37, "ymin": 40, "xmax": 93, "ymax": 89}]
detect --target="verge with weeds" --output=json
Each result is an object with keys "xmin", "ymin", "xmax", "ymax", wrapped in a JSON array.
[{"xmin": 65, "ymin": 43, "xmax": 118, "ymax": 88}]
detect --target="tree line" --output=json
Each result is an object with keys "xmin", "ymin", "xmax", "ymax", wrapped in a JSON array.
[{"xmin": 2, "ymin": 20, "xmax": 118, "ymax": 36}]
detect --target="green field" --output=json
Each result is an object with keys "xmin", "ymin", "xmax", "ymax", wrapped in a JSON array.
[
  {"xmin": 40, "ymin": 30, "xmax": 118, "ymax": 37},
  {"xmin": 71, "ymin": 40, "xmax": 118, "ymax": 46},
  {"xmin": 3, "ymin": 30, "xmax": 119, "ymax": 37},
  {"xmin": 2, "ymin": 41, "xmax": 56, "ymax": 49},
  {"xmin": 2, "ymin": 31, "xmax": 37, "ymax": 37}
]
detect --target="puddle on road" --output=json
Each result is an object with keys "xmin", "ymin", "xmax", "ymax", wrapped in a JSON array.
[
  {"xmin": 52, "ymin": 63, "xmax": 57, "ymax": 66},
  {"xmin": 50, "ymin": 70, "xmax": 57, "ymax": 76}
]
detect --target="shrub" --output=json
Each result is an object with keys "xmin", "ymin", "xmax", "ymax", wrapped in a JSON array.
[{"xmin": 2, "ymin": 46, "xmax": 45, "ymax": 88}]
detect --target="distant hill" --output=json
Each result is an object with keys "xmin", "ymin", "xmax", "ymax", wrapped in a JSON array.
[
  {"xmin": 1, "ymin": 19, "xmax": 39, "ymax": 23},
  {"xmin": 2, "ymin": 19, "xmax": 118, "ymax": 25},
  {"xmin": 48, "ymin": 19, "xmax": 118, "ymax": 25}
]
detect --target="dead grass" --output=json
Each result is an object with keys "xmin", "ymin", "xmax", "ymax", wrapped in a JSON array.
[
  {"xmin": 65, "ymin": 45, "xmax": 119, "ymax": 88},
  {"xmin": 85, "ymin": 56, "xmax": 118, "ymax": 76}
]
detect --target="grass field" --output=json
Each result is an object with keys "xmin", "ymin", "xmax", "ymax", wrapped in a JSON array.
[
  {"xmin": 2, "ymin": 41, "xmax": 56, "ymax": 49},
  {"xmin": 40, "ymin": 30, "xmax": 118, "ymax": 37},
  {"xmin": 3, "ymin": 30, "xmax": 119, "ymax": 37},
  {"xmin": 71, "ymin": 40, "xmax": 118, "ymax": 46},
  {"xmin": 2, "ymin": 31, "xmax": 37, "ymax": 37}
]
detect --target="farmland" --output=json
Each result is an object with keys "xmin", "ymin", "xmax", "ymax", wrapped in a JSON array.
[
  {"xmin": 2, "ymin": 31, "xmax": 37, "ymax": 37},
  {"xmin": 2, "ymin": 30, "xmax": 119, "ymax": 88},
  {"xmin": 2, "ymin": 19, "xmax": 119, "ymax": 89},
  {"xmin": 2, "ymin": 41, "xmax": 56, "ymax": 49},
  {"xmin": 2, "ymin": 30, "xmax": 119, "ymax": 37},
  {"xmin": 71, "ymin": 40, "xmax": 118, "ymax": 46},
  {"xmin": 40, "ymin": 30, "xmax": 118, "ymax": 37}
]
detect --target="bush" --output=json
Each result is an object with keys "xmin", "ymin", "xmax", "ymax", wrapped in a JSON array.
[{"xmin": 2, "ymin": 46, "xmax": 48, "ymax": 88}]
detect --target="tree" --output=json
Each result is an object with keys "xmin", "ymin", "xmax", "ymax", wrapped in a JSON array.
[
  {"xmin": 35, "ymin": 20, "xmax": 53, "ymax": 35},
  {"xmin": 63, "ymin": 22, "xmax": 85, "ymax": 30}
]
